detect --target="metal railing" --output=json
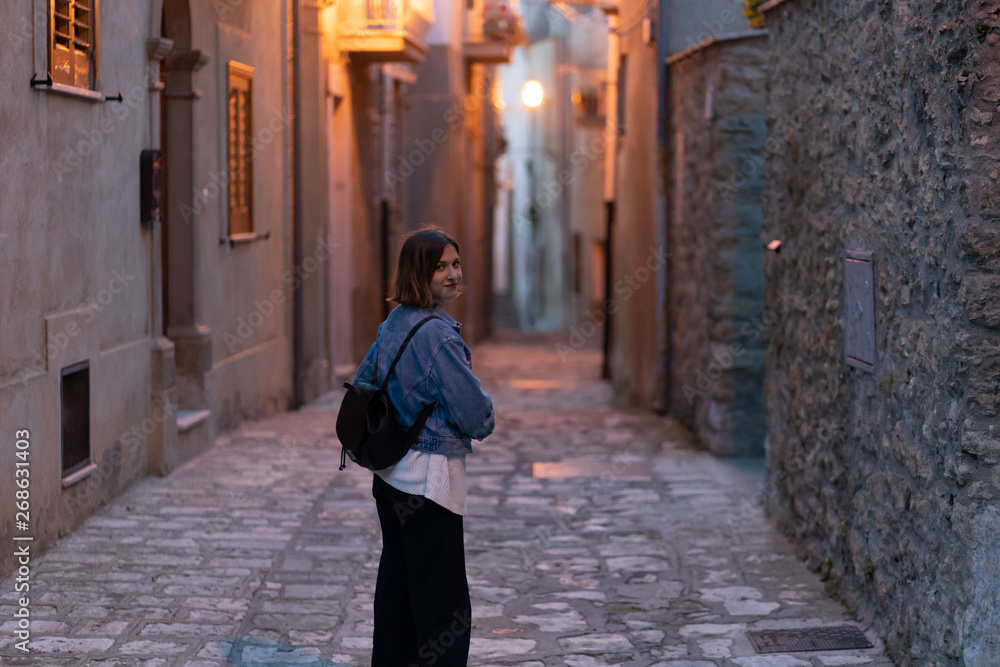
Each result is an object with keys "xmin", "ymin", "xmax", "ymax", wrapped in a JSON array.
[{"xmin": 338, "ymin": 0, "xmax": 410, "ymax": 34}]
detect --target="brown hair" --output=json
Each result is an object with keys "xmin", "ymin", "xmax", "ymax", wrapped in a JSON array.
[{"xmin": 390, "ymin": 228, "xmax": 461, "ymax": 308}]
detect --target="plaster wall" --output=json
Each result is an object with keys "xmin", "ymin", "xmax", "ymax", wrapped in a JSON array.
[
  {"xmin": 425, "ymin": 0, "xmax": 462, "ymax": 47},
  {"xmin": 325, "ymin": 57, "xmax": 358, "ymax": 373},
  {"xmin": 348, "ymin": 64, "xmax": 390, "ymax": 361},
  {"xmin": 298, "ymin": 2, "xmax": 336, "ymax": 402},
  {"xmin": 397, "ymin": 45, "xmax": 472, "ymax": 332},
  {"xmin": 610, "ymin": 4, "xmax": 660, "ymax": 408},
  {"xmin": 563, "ymin": 11, "xmax": 610, "ymax": 335},
  {"xmin": 499, "ymin": 40, "xmax": 569, "ymax": 332},
  {"xmin": 186, "ymin": 0, "xmax": 293, "ymax": 431},
  {"xmin": 0, "ymin": 0, "xmax": 157, "ymax": 575}
]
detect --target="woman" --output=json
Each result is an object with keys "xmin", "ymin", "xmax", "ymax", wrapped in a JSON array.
[{"xmin": 352, "ymin": 228, "xmax": 495, "ymax": 666}]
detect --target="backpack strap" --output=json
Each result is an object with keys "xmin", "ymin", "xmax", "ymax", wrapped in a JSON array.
[{"xmin": 379, "ymin": 315, "xmax": 441, "ymax": 390}]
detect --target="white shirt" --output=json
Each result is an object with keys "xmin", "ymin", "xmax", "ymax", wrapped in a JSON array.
[{"xmin": 376, "ymin": 450, "xmax": 467, "ymax": 516}]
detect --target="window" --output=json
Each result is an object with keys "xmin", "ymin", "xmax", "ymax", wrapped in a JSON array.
[
  {"xmin": 51, "ymin": 0, "xmax": 97, "ymax": 89},
  {"xmin": 572, "ymin": 79, "xmax": 606, "ymax": 128},
  {"xmin": 227, "ymin": 61, "xmax": 254, "ymax": 237},
  {"xmin": 61, "ymin": 361, "xmax": 91, "ymax": 478}
]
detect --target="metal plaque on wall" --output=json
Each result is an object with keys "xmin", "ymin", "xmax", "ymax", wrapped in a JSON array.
[{"xmin": 844, "ymin": 250, "xmax": 876, "ymax": 371}]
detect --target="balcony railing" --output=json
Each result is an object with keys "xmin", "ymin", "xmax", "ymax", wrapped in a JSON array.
[
  {"xmin": 337, "ymin": 0, "xmax": 432, "ymax": 63},
  {"xmin": 465, "ymin": 0, "xmax": 523, "ymax": 63},
  {"xmin": 339, "ymin": 0, "xmax": 408, "ymax": 33}
]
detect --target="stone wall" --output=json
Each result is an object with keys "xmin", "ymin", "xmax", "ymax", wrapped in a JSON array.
[
  {"xmin": 761, "ymin": 0, "xmax": 1000, "ymax": 664},
  {"xmin": 668, "ymin": 34, "xmax": 769, "ymax": 457}
]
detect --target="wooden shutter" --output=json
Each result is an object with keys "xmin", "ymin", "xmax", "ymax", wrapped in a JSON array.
[
  {"xmin": 51, "ymin": 0, "xmax": 96, "ymax": 89},
  {"xmin": 227, "ymin": 62, "xmax": 254, "ymax": 237}
]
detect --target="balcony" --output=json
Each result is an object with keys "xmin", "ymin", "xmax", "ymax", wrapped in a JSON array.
[
  {"xmin": 464, "ymin": 0, "xmax": 524, "ymax": 64},
  {"xmin": 337, "ymin": 0, "xmax": 434, "ymax": 64}
]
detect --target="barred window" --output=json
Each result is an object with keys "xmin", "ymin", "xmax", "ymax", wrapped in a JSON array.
[
  {"xmin": 227, "ymin": 62, "xmax": 254, "ymax": 237},
  {"xmin": 51, "ymin": 0, "xmax": 97, "ymax": 89}
]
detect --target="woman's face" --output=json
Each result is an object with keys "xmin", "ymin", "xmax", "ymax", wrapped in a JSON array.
[{"xmin": 430, "ymin": 244, "xmax": 462, "ymax": 306}]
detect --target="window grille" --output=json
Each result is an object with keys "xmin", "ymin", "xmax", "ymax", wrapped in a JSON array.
[
  {"xmin": 51, "ymin": 0, "xmax": 97, "ymax": 89},
  {"xmin": 227, "ymin": 62, "xmax": 254, "ymax": 237}
]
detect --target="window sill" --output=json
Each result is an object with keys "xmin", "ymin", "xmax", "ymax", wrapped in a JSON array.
[
  {"xmin": 221, "ymin": 230, "xmax": 270, "ymax": 247},
  {"xmin": 34, "ymin": 81, "xmax": 109, "ymax": 102},
  {"xmin": 61, "ymin": 462, "xmax": 98, "ymax": 489}
]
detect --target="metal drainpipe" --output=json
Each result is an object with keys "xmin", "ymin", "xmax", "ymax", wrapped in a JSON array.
[
  {"xmin": 655, "ymin": 0, "xmax": 672, "ymax": 413},
  {"xmin": 381, "ymin": 68, "xmax": 391, "ymax": 321},
  {"xmin": 602, "ymin": 10, "xmax": 619, "ymax": 381},
  {"xmin": 292, "ymin": 0, "xmax": 305, "ymax": 409}
]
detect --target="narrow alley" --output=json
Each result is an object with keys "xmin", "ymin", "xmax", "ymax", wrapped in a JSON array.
[{"xmin": 0, "ymin": 334, "xmax": 894, "ymax": 667}]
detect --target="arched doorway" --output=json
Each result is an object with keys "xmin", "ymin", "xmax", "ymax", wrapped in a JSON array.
[
  {"xmin": 146, "ymin": 0, "xmax": 212, "ymax": 474},
  {"xmin": 158, "ymin": 0, "xmax": 211, "ymax": 411}
]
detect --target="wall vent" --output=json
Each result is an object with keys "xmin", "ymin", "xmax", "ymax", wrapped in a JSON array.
[
  {"xmin": 844, "ymin": 249, "xmax": 876, "ymax": 371},
  {"xmin": 61, "ymin": 361, "xmax": 91, "ymax": 478}
]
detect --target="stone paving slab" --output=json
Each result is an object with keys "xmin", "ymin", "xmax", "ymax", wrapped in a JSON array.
[{"xmin": 0, "ymin": 335, "xmax": 898, "ymax": 666}]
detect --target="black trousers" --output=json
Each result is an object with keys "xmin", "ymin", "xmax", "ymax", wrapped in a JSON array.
[{"xmin": 371, "ymin": 474, "xmax": 472, "ymax": 667}]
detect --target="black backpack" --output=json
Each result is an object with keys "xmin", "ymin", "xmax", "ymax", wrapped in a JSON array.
[{"xmin": 336, "ymin": 316, "xmax": 440, "ymax": 471}]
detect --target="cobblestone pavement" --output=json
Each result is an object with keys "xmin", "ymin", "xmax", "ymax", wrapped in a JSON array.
[{"xmin": 0, "ymin": 333, "xmax": 897, "ymax": 667}]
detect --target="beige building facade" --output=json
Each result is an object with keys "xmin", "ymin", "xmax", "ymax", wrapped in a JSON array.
[
  {"xmin": 1, "ymin": 0, "xmax": 299, "ymax": 576},
  {"xmin": 608, "ymin": 0, "xmax": 759, "ymax": 416},
  {"xmin": 0, "ymin": 0, "xmax": 517, "ymax": 578}
]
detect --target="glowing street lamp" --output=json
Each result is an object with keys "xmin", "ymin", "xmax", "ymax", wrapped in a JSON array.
[{"xmin": 521, "ymin": 80, "xmax": 543, "ymax": 108}]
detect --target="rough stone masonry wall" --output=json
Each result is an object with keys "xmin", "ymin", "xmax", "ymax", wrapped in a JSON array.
[
  {"xmin": 669, "ymin": 36, "xmax": 769, "ymax": 457},
  {"xmin": 761, "ymin": 1, "xmax": 1000, "ymax": 664}
]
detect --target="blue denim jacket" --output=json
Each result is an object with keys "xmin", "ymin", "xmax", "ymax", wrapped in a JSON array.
[{"xmin": 352, "ymin": 305, "xmax": 495, "ymax": 456}]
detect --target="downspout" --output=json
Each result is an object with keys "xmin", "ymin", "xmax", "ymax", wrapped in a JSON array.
[
  {"xmin": 292, "ymin": 0, "xmax": 305, "ymax": 408},
  {"xmin": 380, "ymin": 68, "xmax": 391, "ymax": 321},
  {"xmin": 602, "ymin": 9, "xmax": 619, "ymax": 380},
  {"xmin": 655, "ymin": 0, "xmax": 671, "ymax": 413}
]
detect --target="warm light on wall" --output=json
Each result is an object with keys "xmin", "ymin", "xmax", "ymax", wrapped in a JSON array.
[
  {"xmin": 521, "ymin": 80, "xmax": 543, "ymax": 108},
  {"xmin": 493, "ymin": 79, "xmax": 506, "ymax": 110}
]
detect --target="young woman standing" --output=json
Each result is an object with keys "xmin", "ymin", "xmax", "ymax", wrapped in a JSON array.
[{"xmin": 351, "ymin": 228, "xmax": 495, "ymax": 666}]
